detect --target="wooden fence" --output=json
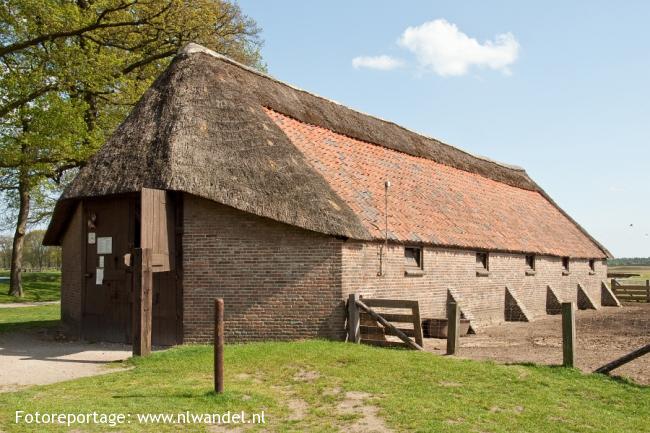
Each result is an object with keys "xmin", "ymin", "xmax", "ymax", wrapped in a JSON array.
[
  {"xmin": 611, "ymin": 279, "xmax": 650, "ymax": 303},
  {"xmin": 347, "ymin": 294, "xmax": 424, "ymax": 350}
]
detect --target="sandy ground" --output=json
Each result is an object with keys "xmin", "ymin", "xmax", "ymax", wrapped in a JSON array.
[
  {"xmin": 0, "ymin": 301, "xmax": 60, "ymax": 308},
  {"xmin": 424, "ymin": 303, "xmax": 650, "ymax": 385},
  {"xmin": 0, "ymin": 330, "xmax": 132, "ymax": 392}
]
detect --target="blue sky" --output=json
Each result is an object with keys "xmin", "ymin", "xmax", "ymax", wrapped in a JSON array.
[{"xmin": 239, "ymin": 0, "xmax": 650, "ymax": 257}]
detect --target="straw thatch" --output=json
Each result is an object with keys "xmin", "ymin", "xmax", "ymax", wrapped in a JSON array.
[{"xmin": 43, "ymin": 44, "xmax": 609, "ymax": 258}]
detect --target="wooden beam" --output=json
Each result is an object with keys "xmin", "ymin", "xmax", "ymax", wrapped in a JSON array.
[
  {"xmin": 594, "ymin": 343, "xmax": 650, "ymax": 375},
  {"xmin": 561, "ymin": 302, "xmax": 575, "ymax": 367},
  {"xmin": 360, "ymin": 298, "xmax": 420, "ymax": 309},
  {"xmin": 133, "ymin": 248, "xmax": 153, "ymax": 357},
  {"xmin": 360, "ymin": 312, "xmax": 415, "ymax": 323},
  {"xmin": 347, "ymin": 294, "xmax": 361, "ymax": 343},
  {"xmin": 355, "ymin": 300, "xmax": 423, "ymax": 350},
  {"xmin": 214, "ymin": 298, "xmax": 224, "ymax": 393},
  {"xmin": 411, "ymin": 302, "xmax": 424, "ymax": 347},
  {"xmin": 446, "ymin": 301, "xmax": 460, "ymax": 355}
]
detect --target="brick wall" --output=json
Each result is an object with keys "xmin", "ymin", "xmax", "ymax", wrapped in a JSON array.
[
  {"xmin": 182, "ymin": 195, "xmax": 345, "ymax": 343},
  {"xmin": 180, "ymin": 193, "xmax": 607, "ymax": 341},
  {"xmin": 60, "ymin": 203, "xmax": 83, "ymax": 334},
  {"xmin": 342, "ymin": 241, "xmax": 607, "ymax": 329}
]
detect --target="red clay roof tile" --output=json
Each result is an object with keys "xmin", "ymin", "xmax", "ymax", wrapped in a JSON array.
[{"xmin": 265, "ymin": 108, "xmax": 605, "ymax": 258}]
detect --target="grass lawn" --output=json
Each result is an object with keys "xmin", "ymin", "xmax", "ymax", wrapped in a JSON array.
[
  {"xmin": 0, "ymin": 271, "xmax": 61, "ymax": 303},
  {"xmin": 0, "ymin": 304, "xmax": 60, "ymax": 333},
  {"xmin": 0, "ymin": 341, "xmax": 647, "ymax": 433}
]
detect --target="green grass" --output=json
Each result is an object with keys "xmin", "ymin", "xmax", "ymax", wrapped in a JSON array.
[
  {"xmin": 609, "ymin": 265, "xmax": 650, "ymax": 284},
  {"xmin": 0, "ymin": 304, "xmax": 60, "ymax": 333},
  {"xmin": 0, "ymin": 341, "xmax": 647, "ymax": 432},
  {"xmin": 0, "ymin": 271, "xmax": 61, "ymax": 303}
]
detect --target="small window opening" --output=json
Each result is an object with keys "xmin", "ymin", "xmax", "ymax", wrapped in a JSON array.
[
  {"xmin": 589, "ymin": 259, "xmax": 595, "ymax": 272},
  {"xmin": 404, "ymin": 246, "xmax": 422, "ymax": 269},
  {"xmin": 562, "ymin": 257, "xmax": 570, "ymax": 272},
  {"xmin": 525, "ymin": 254, "xmax": 536, "ymax": 270},
  {"xmin": 476, "ymin": 252, "xmax": 489, "ymax": 271}
]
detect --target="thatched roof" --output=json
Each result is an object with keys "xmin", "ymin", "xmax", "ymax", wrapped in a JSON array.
[{"xmin": 44, "ymin": 43, "xmax": 610, "ymax": 258}]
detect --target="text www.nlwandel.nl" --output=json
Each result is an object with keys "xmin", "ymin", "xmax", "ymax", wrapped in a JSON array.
[{"xmin": 15, "ymin": 410, "xmax": 266, "ymax": 427}]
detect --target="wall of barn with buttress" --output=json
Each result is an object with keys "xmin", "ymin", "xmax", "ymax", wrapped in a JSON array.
[
  {"xmin": 341, "ymin": 241, "xmax": 607, "ymax": 328},
  {"xmin": 181, "ymin": 193, "xmax": 607, "ymax": 342}
]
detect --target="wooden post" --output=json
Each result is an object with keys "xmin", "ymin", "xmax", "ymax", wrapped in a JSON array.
[
  {"xmin": 446, "ymin": 301, "xmax": 460, "ymax": 355},
  {"xmin": 646, "ymin": 280, "xmax": 649, "ymax": 303},
  {"xmin": 347, "ymin": 294, "xmax": 360, "ymax": 343},
  {"xmin": 214, "ymin": 298, "xmax": 224, "ymax": 394},
  {"xmin": 561, "ymin": 302, "xmax": 575, "ymax": 367},
  {"xmin": 133, "ymin": 248, "xmax": 153, "ymax": 357}
]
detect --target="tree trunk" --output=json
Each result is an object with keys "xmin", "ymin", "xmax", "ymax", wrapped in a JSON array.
[{"xmin": 9, "ymin": 174, "xmax": 30, "ymax": 297}]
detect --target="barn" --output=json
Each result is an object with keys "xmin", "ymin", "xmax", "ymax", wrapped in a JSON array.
[{"xmin": 43, "ymin": 43, "xmax": 612, "ymax": 346}]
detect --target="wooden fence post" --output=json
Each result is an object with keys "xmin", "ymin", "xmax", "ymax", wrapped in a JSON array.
[
  {"xmin": 214, "ymin": 298, "xmax": 224, "ymax": 394},
  {"xmin": 133, "ymin": 248, "xmax": 153, "ymax": 357},
  {"xmin": 446, "ymin": 301, "xmax": 460, "ymax": 355},
  {"xmin": 347, "ymin": 294, "xmax": 360, "ymax": 343},
  {"xmin": 561, "ymin": 302, "xmax": 575, "ymax": 367}
]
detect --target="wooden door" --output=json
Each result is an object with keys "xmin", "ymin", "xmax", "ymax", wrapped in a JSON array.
[{"xmin": 82, "ymin": 197, "xmax": 136, "ymax": 343}]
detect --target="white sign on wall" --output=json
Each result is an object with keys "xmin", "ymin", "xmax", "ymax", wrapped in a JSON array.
[
  {"xmin": 95, "ymin": 268, "xmax": 104, "ymax": 285},
  {"xmin": 97, "ymin": 237, "xmax": 112, "ymax": 255},
  {"xmin": 88, "ymin": 232, "xmax": 96, "ymax": 244}
]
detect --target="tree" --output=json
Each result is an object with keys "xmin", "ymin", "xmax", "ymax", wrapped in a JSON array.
[
  {"xmin": 0, "ymin": 235, "xmax": 11, "ymax": 269},
  {"xmin": 0, "ymin": 0, "xmax": 263, "ymax": 296}
]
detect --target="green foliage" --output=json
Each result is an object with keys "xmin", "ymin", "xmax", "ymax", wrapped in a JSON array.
[
  {"xmin": 0, "ymin": 341, "xmax": 647, "ymax": 432},
  {"xmin": 0, "ymin": 0, "xmax": 264, "ymax": 294},
  {"xmin": 0, "ymin": 270, "xmax": 60, "ymax": 302},
  {"xmin": 608, "ymin": 257, "xmax": 650, "ymax": 266},
  {"xmin": 0, "ymin": 303, "xmax": 59, "ymax": 332}
]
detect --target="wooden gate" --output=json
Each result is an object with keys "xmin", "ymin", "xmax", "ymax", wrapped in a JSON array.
[
  {"xmin": 347, "ymin": 294, "xmax": 423, "ymax": 350},
  {"xmin": 611, "ymin": 279, "xmax": 650, "ymax": 303}
]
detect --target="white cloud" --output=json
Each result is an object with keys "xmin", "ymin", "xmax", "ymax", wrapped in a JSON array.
[
  {"xmin": 397, "ymin": 19, "xmax": 519, "ymax": 76},
  {"xmin": 352, "ymin": 55, "xmax": 404, "ymax": 70}
]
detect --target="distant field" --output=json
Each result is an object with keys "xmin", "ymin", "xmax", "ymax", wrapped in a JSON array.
[
  {"xmin": 0, "ymin": 271, "xmax": 61, "ymax": 303},
  {"xmin": 608, "ymin": 265, "xmax": 650, "ymax": 284}
]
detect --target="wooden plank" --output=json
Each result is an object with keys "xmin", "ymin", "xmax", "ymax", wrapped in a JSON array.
[
  {"xmin": 361, "ymin": 298, "xmax": 419, "ymax": 309},
  {"xmin": 141, "ymin": 188, "xmax": 173, "ymax": 272},
  {"xmin": 347, "ymin": 294, "xmax": 361, "ymax": 343},
  {"xmin": 562, "ymin": 302, "xmax": 575, "ymax": 367},
  {"xmin": 360, "ymin": 325, "xmax": 415, "ymax": 338},
  {"xmin": 133, "ymin": 248, "xmax": 153, "ymax": 357},
  {"xmin": 360, "ymin": 312, "xmax": 415, "ymax": 323},
  {"xmin": 356, "ymin": 300, "xmax": 423, "ymax": 350},
  {"xmin": 360, "ymin": 339, "xmax": 409, "ymax": 348},
  {"xmin": 595, "ymin": 343, "xmax": 650, "ymax": 374},
  {"xmin": 446, "ymin": 301, "xmax": 460, "ymax": 355}
]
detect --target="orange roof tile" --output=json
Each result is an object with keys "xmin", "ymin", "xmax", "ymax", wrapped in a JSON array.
[{"xmin": 265, "ymin": 108, "xmax": 605, "ymax": 258}]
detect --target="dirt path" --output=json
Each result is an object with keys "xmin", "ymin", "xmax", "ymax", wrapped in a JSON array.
[
  {"xmin": 0, "ymin": 330, "xmax": 131, "ymax": 392},
  {"xmin": 424, "ymin": 304, "xmax": 650, "ymax": 385},
  {"xmin": 0, "ymin": 301, "xmax": 60, "ymax": 308}
]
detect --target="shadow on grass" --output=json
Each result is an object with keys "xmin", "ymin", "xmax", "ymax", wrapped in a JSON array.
[
  {"xmin": 0, "ymin": 319, "xmax": 60, "ymax": 334},
  {"xmin": 505, "ymin": 361, "xmax": 648, "ymax": 388}
]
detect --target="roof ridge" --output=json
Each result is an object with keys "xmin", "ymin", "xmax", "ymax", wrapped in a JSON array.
[{"xmin": 179, "ymin": 43, "xmax": 526, "ymax": 173}]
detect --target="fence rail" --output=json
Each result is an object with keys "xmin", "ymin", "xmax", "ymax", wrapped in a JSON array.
[
  {"xmin": 611, "ymin": 279, "xmax": 649, "ymax": 303},
  {"xmin": 347, "ymin": 294, "xmax": 423, "ymax": 350}
]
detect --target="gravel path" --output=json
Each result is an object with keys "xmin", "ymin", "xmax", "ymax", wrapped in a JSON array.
[{"xmin": 0, "ymin": 331, "xmax": 131, "ymax": 392}]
